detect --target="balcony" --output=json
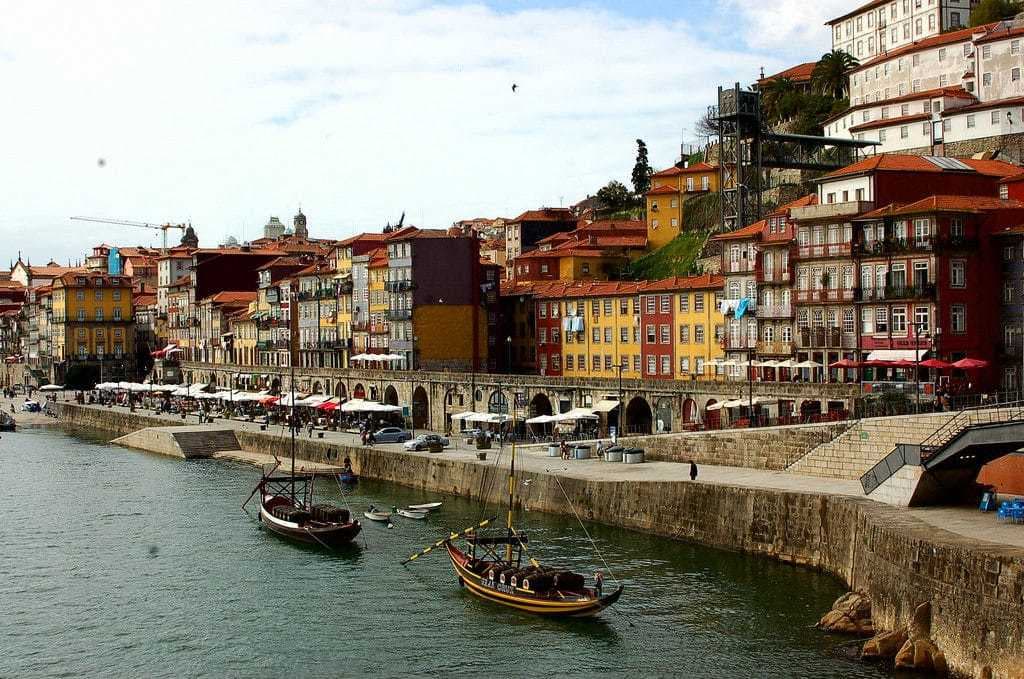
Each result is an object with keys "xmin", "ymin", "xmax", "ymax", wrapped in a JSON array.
[
  {"xmin": 385, "ymin": 280, "xmax": 415, "ymax": 293},
  {"xmin": 387, "ymin": 309, "xmax": 412, "ymax": 321},
  {"xmin": 369, "ymin": 323, "xmax": 389, "ymax": 334},
  {"xmin": 720, "ymin": 336, "xmax": 755, "ymax": 351},
  {"xmin": 756, "ymin": 268, "xmax": 793, "ymax": 284},
  {"xmin": 793, "ymin": 288, "xmax": 857, "ymax": 303},
  {"xmin": 797, "ymin": 243, "xmax": 852, "ymax": 259},
  {"xmin": 790, "ymin": 200, "xmax": 874, "ymax": 222},
  {"xmin": 723, "ymin": 260, "xmax": 757, "ymax": 274},
  {"xmin": 856, "ymin": 236, "xmax": 979, "ymax": 257},
  {"xmin": 857, "ymin": 283, "xmax": 936, "ymax": 302},
  {"xmin": 352, "ymin": 321, "xmax": 369, "ymax": 333},
  {"xmin": 756, "ymin": 340, "xmax": 794, "ymax": 356},
  {"xmin": 758, "ymin": 303, "xmax": 793, "ymax": 319},
  {"xmin": 797, "ymin": 327, "xmax": 857, "ymax": 349}
]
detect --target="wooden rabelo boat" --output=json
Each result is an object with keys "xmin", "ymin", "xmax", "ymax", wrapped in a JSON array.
[
  {"xmin": 404, "ymin": 410, "xmax": 623, "ymax": 618},
  {"xmin": 243, "ymin": 351, "xmax": 360, "ymax": 550}
]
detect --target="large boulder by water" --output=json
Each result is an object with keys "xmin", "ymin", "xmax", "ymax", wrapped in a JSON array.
[
  {"xmin": 894, "ymin": 638, "xmax": 947, "ymax": 676},
  {"xmin": 818, "ymin": 590, "xmax": 874, "ymax": 636},
  {"xmin": 861, "ymin": 629, "xmax": 907, "ymax": 660}
]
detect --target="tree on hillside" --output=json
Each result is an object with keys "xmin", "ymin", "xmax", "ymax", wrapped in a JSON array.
[
  {"xmin": 970, "ymin": 0, "xmax": 1022, "ymax": 26},
  {"xmin": 812, "ymin": 50, "xmax": 859, "ymax": 100},
  {"xmin": 631, "ymin": 139, "xmax": 653, "ymax": 196},
  {"xmin": 595, "ymin": 180, "xmax": 634, "ymax": 213},
  {"xmin": 760, "ymin": 76, "xmax": 800, "ymax": 123},
  {"xmin": 694, "ymin": 108, "xmax": 718, "ymax": 140}
]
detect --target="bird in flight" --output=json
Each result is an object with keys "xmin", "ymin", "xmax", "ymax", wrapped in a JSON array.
[{"xmin": 511, "ymin": 83, "xmax": 518, "ymax": 93}]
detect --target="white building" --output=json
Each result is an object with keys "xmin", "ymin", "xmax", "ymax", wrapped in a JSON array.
[
  {"xmin": 156, "ymin": 250, "xmax": 194, "ymax": 315},
  {"xmin": 829, "ymin": 0, "xmax": 978, "ymax": 62},
  {"xmin": 826, "ymin": 18, "xmax": 1024, "ymax": 158}
]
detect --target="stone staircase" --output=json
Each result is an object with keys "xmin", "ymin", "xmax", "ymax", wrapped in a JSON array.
[
  {"xmin": 786, "ymin": 412, "xmax": 958, "ymax": 480},
  {"xmin": 171, "ymin": 429, "xmax": 241, "ymax": 459}
]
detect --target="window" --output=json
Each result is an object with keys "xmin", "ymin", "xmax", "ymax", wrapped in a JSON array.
[
  {"xmin": 891, "ymin": 307, "xmax": 907, "ymax": 333},
  {"xmin": 861, "ymin": 308, "xmax": 873, "ymax": 333},
  {"xmin": 566, "ymin": 354, "xmax": 574, "ymax": 370},
  {"xmin": 112, "ymin": 289, "xmax": 121, "ymax": 301},
  {"xmin": 843, "ymin": 308, "xmax": 855, "ymax": 333},
  {"xmin": 983, "ymin": 73, "xmax": 992, "ymax": 87},
  {"xmin": 593, "ymin": 355, "xmax": 601, "ymax": 370},
  {"xmin": 694, "ymin": 324, "xmax": 705, "ymax": 344},
  {"xmin": 679, "ymin": 357, "xmax": 690, "ymax": 374},
  {"xmin": 993, "ymin": 110, "xmax": 1001, "ymax": 125},
  {"xmin": 578, "ymin": 353, "xmax": 586, "ymax": 369},
  {"xmin": 983, "ymin": 45, "xmax": 992, "ymax": 59},
  {"xmin": 660, "ymin": 295, "xmax": 670, "ymax": 313},
  {"xmin": 951, "ymin": 260, "xmax": 966, "ymax": 288},
  {"xmin": 938, "ymin": 47, "xmax": 946, "ymax": 62},
  {"xmin": 604, "ymin": 355, "xmax": 613, "ymax": 370},
  {"xmin": 1006, "ymin": 281, "xmax": 1016, "ymax": 303},
  {"xmin": 539, "ymin": 303, "xmax": 547, "ymax": 319},
  {"xmin": 951, "ymin": 304, "xmax": 965, "ymax": 333},
  {"xmin": 592, "ymin": 327, "xmax": 601, "ymax": 343},
  {"xmin": 914, "ymin": 218, "xmax": 930, "ymax": 246},
  {"xmin": 879, "ymin": 129, "xmax": 888, "ymax": 142},
  {"xmin": 646, "ymin": 355, "xmax": 656, "ymax": 375},
  {"xmin": 632, "ymin": 355, "xmax": 641, "ymax": 372},
  {"xmin": 702, "ymin": 176, "xmax": 709, "ymax": 191},
  {"xmin": 678, "ymin": 294, "xmax": 689, "ymax": 312},
  {"xmin": 660, "ymin": 355, "xmax": 671, "ymax": 375},
  {"xmin": 645, "ymin": 324, "xmax": 655, "ymax": 343},
  {"xmin": 900, "ymin": 126, "xmax": 909, "ymax": 139},
  {"xmin": 694, "ymin": 293, "xmax": 704, "ymax": 312},
  {"xmin": 619, "ymin": 298, "xmax": 628, "ymax": 315},
  {"xmin": 581, "ymin": 263, "xmax": 590, "ymax": 274},
  {"xmin": 1016, "ymin": 68, "xmax": 1023, "ymax": 82},
  {"xmin": 95, "ymin": 309, "xmax": 104, "ymax": 321},
  {"xmin": 875, "ymin": 307, "xmax": 888, "ymax": 332},
  {"xmin": 912, "ymin": 53, "xmax": 920, "ymax": 66},
  {"xmin": 964, "ymin": 43, "xmax": 972, "ymax": 57},
  {"xmin": 679, "ymin": 325, "xmax": 690, "ymax": 343},
  {"xmin": 1002, "ymin": 184, "xmax": 1010, "ymax": 200},
  {"xmin": 660, "ymin": 324, "xmax": 670, "ymax": 344},
  {"xmin": 645, "ymin": 296, "xmax": 655, "ymax": 313},
  {"xmin": 1014, "ymin": 40, "xmax": 1021, "ymax": 56},
  {"xmin": 950, "ymin": 217, "xmax": 964, "ymax": 239},
  {"xmin": 112, "ymin": 308, "xmax": 121, "ymax": 321}
]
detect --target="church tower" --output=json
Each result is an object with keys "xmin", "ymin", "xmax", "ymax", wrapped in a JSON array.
[{"xmin": 293, "ymin": 209, "xmax": 308, "ymax": 240}]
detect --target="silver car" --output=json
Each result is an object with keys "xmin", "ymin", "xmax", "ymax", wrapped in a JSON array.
[
  {"xmin": 372, "ymin": 426, "xmax": 412, "ymax": 443},
  {"xmin": 403, "ymin": 434, "xmax": 450, "ymax": 451}
]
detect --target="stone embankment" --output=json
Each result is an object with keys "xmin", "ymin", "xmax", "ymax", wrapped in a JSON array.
[{"xmin": 57, "ymin": 403, "xmax": 1024, "ymax": 679}]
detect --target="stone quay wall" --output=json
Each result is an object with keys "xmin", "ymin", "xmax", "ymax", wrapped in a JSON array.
[
  {"xmin": 620, "ymin": 421, "xmax": 851, "ymax": 469},
  {"xmin": 61, "ymin": 404, "xmax": 1024, "ymax": 678},
  {"xmin": 56, "ymin": 403, "xmax": 183, "ymax": 437}
]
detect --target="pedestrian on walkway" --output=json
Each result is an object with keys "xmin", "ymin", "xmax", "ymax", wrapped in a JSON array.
[{"xmin": 689, "ymin": 459, "xmax": 698, "ymax": 481}]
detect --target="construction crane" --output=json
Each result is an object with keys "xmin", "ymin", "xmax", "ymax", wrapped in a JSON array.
[{"xmin": 69, "ymin": 216, "xmax": 190, "ymax": 253}]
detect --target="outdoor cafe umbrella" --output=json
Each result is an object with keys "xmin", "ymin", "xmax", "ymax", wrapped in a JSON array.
[
  {"xmin": 952, "ymin": 357, "xmax": 989, "ymax": 370},
  {"xmin": 920, "ymin": 358, "xmax": 953, "ymax": 369},
  {"xmin": 39, "ymin": 384, "xmax": 64, "ymax": 392},
  {"xmin": 829, "ymin": 358, "xmax": 861, "ymax": 369}
]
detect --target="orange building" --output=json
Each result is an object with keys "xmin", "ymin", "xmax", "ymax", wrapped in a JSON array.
[{"xmin": 645, "ymin": 162, "xmax": 719, "ymax": 249}]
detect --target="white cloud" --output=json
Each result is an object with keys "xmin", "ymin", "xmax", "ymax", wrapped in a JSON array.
[
  {"xmin": 0, "ymin": 0, "xmax": 833, "ymax": 263},
  {"xmin": 721, "ymin": 0, "xmax": 848, "ymax": 59}
]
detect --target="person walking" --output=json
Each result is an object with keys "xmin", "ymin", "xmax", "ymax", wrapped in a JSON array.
[{"xmin": 689, "ymin": 459, "xmax": 698, "ymax": 481}]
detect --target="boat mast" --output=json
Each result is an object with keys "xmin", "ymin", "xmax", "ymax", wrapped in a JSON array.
[
  {"xmin": 506, "ymin": 398, "xmax": 516, "ymax": 563},
  {"xmin": 290, "ymin": 293, "xmax": 297, "ymax": 502}
]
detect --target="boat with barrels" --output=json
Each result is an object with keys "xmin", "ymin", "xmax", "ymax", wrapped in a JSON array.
[
  {"xmin": 243, "ymin": 343, "xmax": 360, "ymax": 550},
  {"xmin": 403, "ymin": 410, "xmax": 623, "ymax": 617}
]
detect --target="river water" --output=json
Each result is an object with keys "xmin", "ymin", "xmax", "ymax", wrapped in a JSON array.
[{"xmin": 0, "ymin": 427, "xmax": 891, "ymax": 678}]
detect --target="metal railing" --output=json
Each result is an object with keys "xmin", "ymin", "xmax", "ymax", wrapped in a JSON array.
[
  {"xmin": 918, "ymin": 399, "xmax": 1024, "ymax": 460},
  {"xmin": 860, "ymin": 444, "xmax": 921, "ymax": 494}
]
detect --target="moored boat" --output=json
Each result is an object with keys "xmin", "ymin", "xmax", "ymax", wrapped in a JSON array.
[
  {"xmin": 397, "ymin": 508, "xmax": 428, "ymax": 520},
  {"xmin": 363, "ymin": 508, "xmax": 393, "ymax": 522},
  {"xmin": 0, "ymin": 412, "xmax": 14, "ymax": 432},
  {"xmin": 403, "ymin": 408, "xmax": 624, "ymax": 618},
  {"xmin": 407, "ymin": 501, "xmax": 442, "ymax": 511},
  {"xmin": 255, "ymin": 470, "xmax": 362, "ymax": 549}
]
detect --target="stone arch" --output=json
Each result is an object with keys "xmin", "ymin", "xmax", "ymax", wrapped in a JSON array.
[
  {"xmin": 488, "ymin": 390, "xmax": 509, "ymax": 416},
  {"xmin": 353, "ymin": 383, "xmax": 366, "ymax": 399},
  {"xmin": 704, "ymin": 398, "xmax": 720, "ymax": 429},
  {"xmin": 682, "ymin": 398, "xmax": 697, "ymax": 424},
  {"xmin": 312, "ymin": 380, "xmax": 322, "ymax": 394},
  {"xmin": 335, "ymin": 382, "xmax": 347, "ymax": 398},
  {"xmin": 625, "ymin": 396, "xmax": 652, "ymax": 435},
  {"xmin": 655, "ymin": 397, "xmax": 673, "ymax": 433},
  {"xmin": 529, "ymin": 392, "xmax": 553, "ymax": 418},
  {"xmin": 412, "ymin": 386, "xmax": 429, "ymax": 430},
  {"xmin": 383, "ymin": 385, "xmax": 399, "ymax": 406},
  {"xmin": 369, "ymin": 385, "xmax": 379, "ymax": 401},
  {"xmin": 208, "ymin": 372, "xmax": 217, "ymax": 387}
]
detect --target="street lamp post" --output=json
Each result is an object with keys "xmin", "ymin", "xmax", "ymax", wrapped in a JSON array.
[
  {"xmin": 616, "ymin": 359, "xmax": 627, "ymax": 442},
  {"xmin": 911, "ymin": 321, "xmax": 930, "ymax": 413},
  {"xmin": 747, "ymin": 345, "xmax": 755, "ymax": 428}
]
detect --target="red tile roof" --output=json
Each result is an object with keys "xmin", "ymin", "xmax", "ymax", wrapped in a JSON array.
[
  {"xmin": 827, "ymin": 0, "xmax": 889, "ymax": 25},
  {"xmin": 941, "ymin": 94, "xmax": 1024, "ymax": 116},
  {"xmin": 651, "ymin": 162, "xmax": 716, "ymax": 178},
  {"xmin": 508, "ymin": 208, "xmax": 576, "ymax": 224},
  {"xmin": 336, "ymin": 233, "xmax": 386, "ymax": 247},
  {"xmin": 133, "ymin": 294, "xmax": 157, "ymax": 307},
  {"xmin": 850, "ymin": 23, "xmax": 996, "ymax": 73},
  {"xmin": 712, "ymin": 219, "xmax": 766, "ymax": 242},
  {"xmin": 201, "ymin": 291, "xmax": 258, "ymax": 305},
  {"xmin": 646, "ymin": 184, "xmax": 680, "ymax": 196},
  {"xmin": 821, "ymin": 155, "xmax": 1021, "ymax": 180},
  {"xmin": 757, "ymin": 61, "xmax": 816, "ymax": 85},
  {"xmin": 639, "ymin": 273, "xmax": 723, "ymax": 293},
  {"xmin": 974, "ymin": 21, "xmax": 1024, "ymax": 45},
  {"xmin": 859, "ymin": 195, "xmax": 1024, "ymax": 218},
  {"xmin": 848, "ymin": 112, "xmax": 931, "ymax": 133},
  {"xmin": 771, "ymin": 194, "xmax": 818, "ymax": 215},
  {"xmin": 1001, "ymin": 171, "xmax": 1024, "ymax": 185}
]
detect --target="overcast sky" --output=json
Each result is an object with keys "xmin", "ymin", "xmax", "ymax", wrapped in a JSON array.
[{"xmin": 1, "ymin": 0, "xmax": 849, "ymax": 265}]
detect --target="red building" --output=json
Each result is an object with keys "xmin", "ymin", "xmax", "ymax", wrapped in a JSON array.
[{"xmin": 639, "ymin": 283, "xmax": 675, "ymax": 380}]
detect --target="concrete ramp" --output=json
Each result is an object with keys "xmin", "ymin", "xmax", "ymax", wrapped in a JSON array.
[{"xmin": 112, "ymin": 426, "xmax": 240, "ymax": 459}]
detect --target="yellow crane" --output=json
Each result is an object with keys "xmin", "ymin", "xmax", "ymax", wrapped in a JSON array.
[{"xmin": 69, "ymin": 216, "xmax": 190, "ymax": 253}]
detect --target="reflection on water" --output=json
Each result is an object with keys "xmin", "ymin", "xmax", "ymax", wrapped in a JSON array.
[{"xmin": 0, "ymin": 427, "xmax": 890, "ymax": 678}]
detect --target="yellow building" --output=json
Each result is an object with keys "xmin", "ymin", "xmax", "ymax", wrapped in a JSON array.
[
  {"xmin": 554, "ymin": 283, "xmax": 643, "ymax": 380},
  {"xmin": 51, "ymin": 271, "xmax": 135, "ymax": 382},
  {"xmin": 332, "ymin": 234, "xmax": 384, "ymax": 364},
  {"xmin": 230, "ymin": 304, "xmax": 258, "ymax": 366},
  {"xmin": 645, "ymin": 162, "xmax": 719, "ymax": 250},
  {"xmin": 367, "ymin": 248, "xmax": 389, "ymax": 351},
  {"xmin": 645, "ymin": 275, "xmax": 725, "ymax": 382}
]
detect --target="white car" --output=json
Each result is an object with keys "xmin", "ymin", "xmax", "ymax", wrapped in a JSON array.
[{"xmin": 403, "ymin": 434, "xmax": 450, "ymax": 451}]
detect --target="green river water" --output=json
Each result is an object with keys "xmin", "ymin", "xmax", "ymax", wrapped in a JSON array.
[{"xmin": 0, "ymin": 426, "xmax": 893, "ymax": 678}]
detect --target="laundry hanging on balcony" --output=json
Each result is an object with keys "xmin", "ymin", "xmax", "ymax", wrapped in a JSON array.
[{"xmin": 735, "ymin": 298, "xmax": 750, "ymax": 319}]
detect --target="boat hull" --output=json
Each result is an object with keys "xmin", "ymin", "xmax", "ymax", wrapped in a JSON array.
[
  {"xmin": 445, "ymin": 543, "xmax": 622, "ymax": 618},
  {"xmin": 259, "ymin": 501, "xmax": 361, "ymax": 549}
]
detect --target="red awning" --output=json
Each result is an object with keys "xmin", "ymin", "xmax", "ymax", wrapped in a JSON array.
[
  {"xmin": 829, "ymin": 359, "xmax": 861, "ymax": 369},
  {"xmin": 919, "ymin": 358, "xmax": 952, "ymax": 369},
  {"xmin": 317, "ymin": 401, "xmax": 338, "ymax": 411},
  {"xmin": 952, "ymin": 357, "xmax": 989, "ymax": 370},
  {"xmin": 260, "ymin": 396, "xmax": 280, "ymax": 405}
]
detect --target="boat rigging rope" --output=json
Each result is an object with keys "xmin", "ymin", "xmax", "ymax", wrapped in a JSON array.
[
  {"xmin": 333, "ymin": 475, "xmax": 368, "ymax": 550},
  {"xmin": 549, "ymin": 470, "xmax": 621, "ymax": 587}
]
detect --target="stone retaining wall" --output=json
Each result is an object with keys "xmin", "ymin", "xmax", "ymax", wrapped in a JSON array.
[
  {"xmin": 620, "ymin": 421, "xmax": 851, "ymax": 469},
  {"xmin": 58, "ymin": 404, "xmax": 1024, "ymax": 678},
  {"xmin": 56, "ymin": 403, "xmax": 183, "ymax": 437}
]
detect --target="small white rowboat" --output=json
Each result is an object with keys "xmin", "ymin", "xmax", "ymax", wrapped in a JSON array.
[
  {"xmin": 407, "ymin": 502, "xmax": 442, "ymax": 512},
  {"xmin": 397, "ymin": 508, "xmax": 429, "ymax": 520},
  {"xmin": 364, "ymin": 510, "xmax": 393, "ymax": 522}
]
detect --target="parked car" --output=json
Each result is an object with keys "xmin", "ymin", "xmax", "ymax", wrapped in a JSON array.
[
  {"xmin": 461, "ymin": 428, "xmax": 485, "ymax": 440},
  {"xmin": 372, "ymin": 426, "xmax": 412, "ymax": 443},
  {"xmin": 404, "ymin": 434, "xmax": 450, "ymax": 451},
  {"xmin": 21, "ymin": 400, "xmax": 41, "ymax": 412}
]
